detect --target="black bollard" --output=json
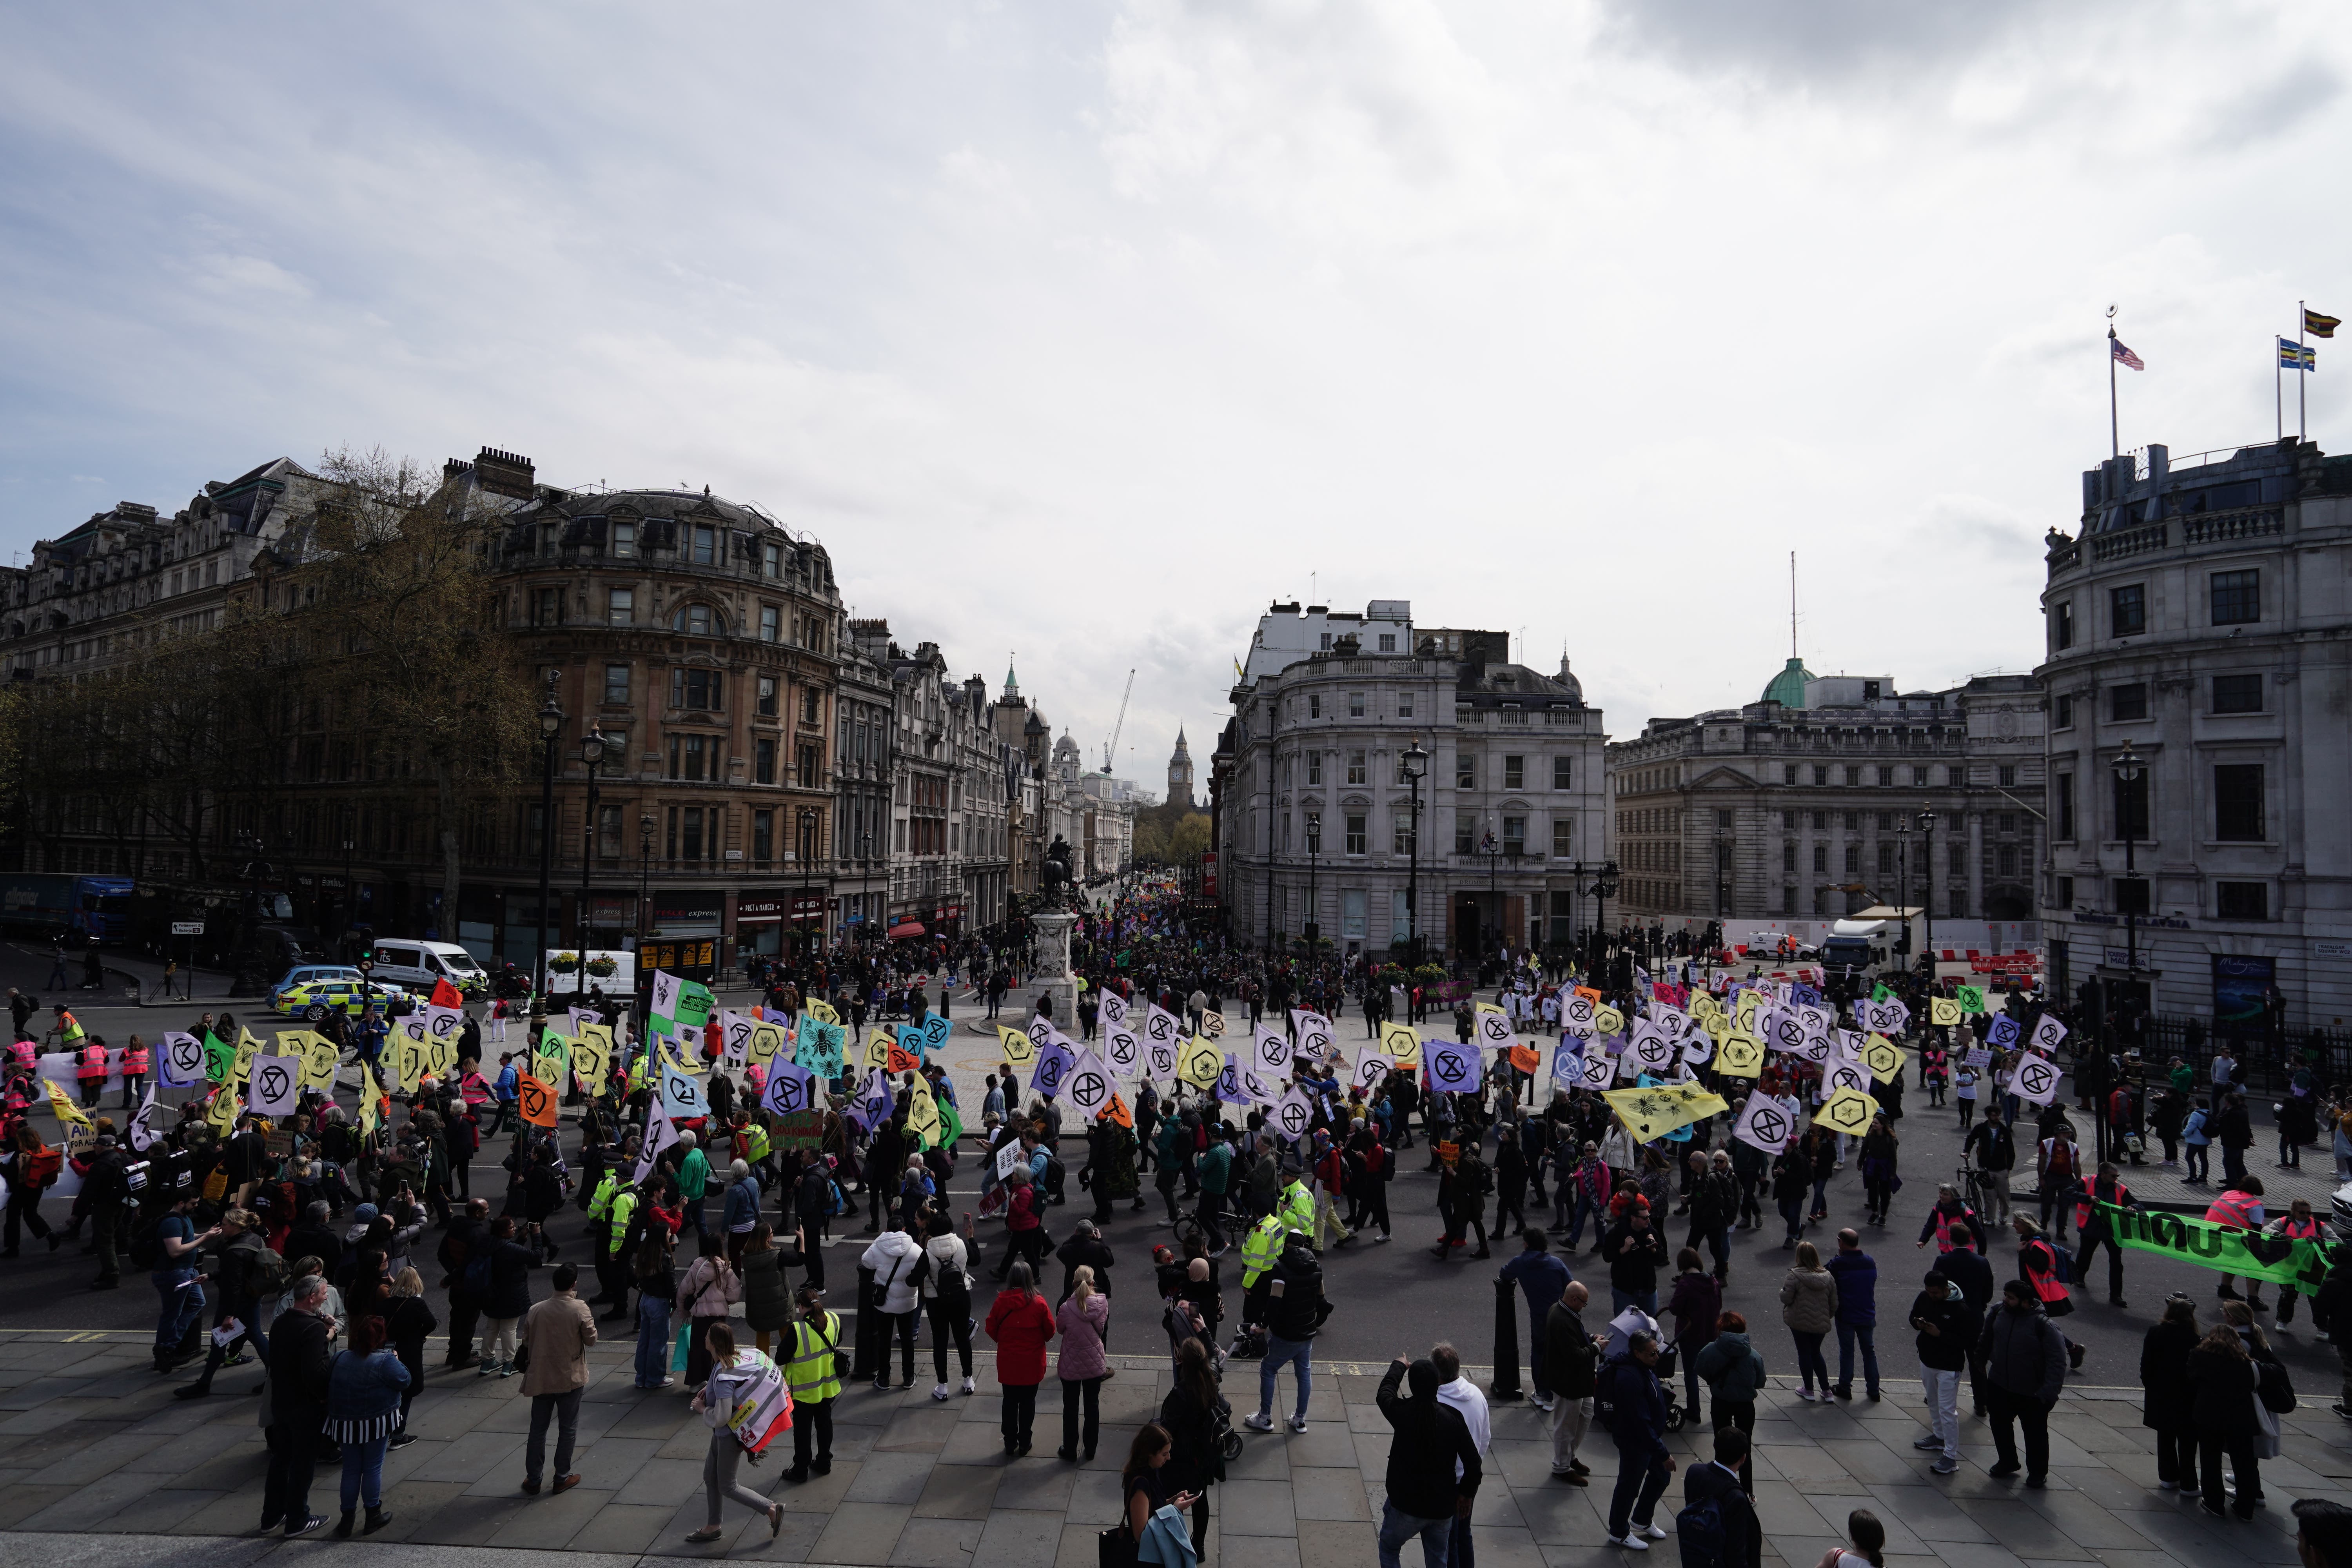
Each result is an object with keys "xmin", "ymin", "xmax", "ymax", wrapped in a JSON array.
[
  {"xmin": 1489, "ymin": 1276, "xmax": 1523, "ymax": 1401},
  {"xmin": 850, "ymin": 1263, "xmax": 878, "ymax": 1383}
]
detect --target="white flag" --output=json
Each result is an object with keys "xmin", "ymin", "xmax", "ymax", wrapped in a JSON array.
[
  {"xmin": 1102, "ymin": 1018, "xmax": 1141, "ymax": 1077},
  {"xmin": 1272, "ymin": 1085, "xmax": 1316, "ymax": 1142},
  {"xmin": 1098, "ymin": 990, "xmax": 1129, "ymax": 1031},
  {"xmin": 1252, "ymin": 1024, "xmax": 1294, "ymax": 1080},
  {"xmin": 2029, "ymin": 1014, "xmax": 2067, "ymax": 1054},
  {"xmin": 1290, "ymin": 1010, "xmax": 1335, "ymax": 1060},
  {"xmin": 1731, "ymin": 1094, "xmax": 1797, "ymax": 1156},
  {"xmin": 247, "ymin": 1054, "xmax": 300, "ymax": 1117},
  {"xmin": 1352, "ymin": 1053, "xmax": 1391, "ymax": 1093},
  {"xmin": 1065, "ymin": 1049, "xmax": 1114, "ymax": 1120},
  {"xmin": 718, "ymin": 1010, "xmax": 756, "ymax": 1073},
  {"xmin": 1423, "ymin": 1038, "xmax": 1479, "ymax": 1096},
  {"xmin": 634, "ymin": 1098, "xmax": 678, "ymax": 1183},
  {"xmin": 126, "ymin": 1085, "xmax": 157, "ymax": 1152},
  {"xmin": 2011, "ymin": 1051, "xmax": 2063, "ymax": 1107}
]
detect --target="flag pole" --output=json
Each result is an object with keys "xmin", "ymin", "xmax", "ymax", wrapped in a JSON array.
[
  {"xmin": 2301, "ymin": 300, "xmax": 2308, "ymax": 443},
  {"xmin": 2279, "ymin": 326, "xmax": 2285, "ymax": 443},
  {"xmin": 2107, "ymin": 309, "xmax": 2120, "ymax": 459}
]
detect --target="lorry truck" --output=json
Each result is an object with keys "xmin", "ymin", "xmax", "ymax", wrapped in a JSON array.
[
  {"xmin": 0, "ymin": 874, "xmax": 137, "ymax": 944},
  {"xmin": 1818, "ymin": 906, "xmax": 1927, "ymax": 980}
]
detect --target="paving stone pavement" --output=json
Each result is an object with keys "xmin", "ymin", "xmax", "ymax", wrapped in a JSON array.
[{"xmin": 2, "ymin": 1327, "xmax": 2347, "ymax": 1567}]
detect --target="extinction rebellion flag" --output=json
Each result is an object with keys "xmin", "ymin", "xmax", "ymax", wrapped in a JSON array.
[{"xmin": 2100, "ymin": 1203, "xmax": 2340, "ymax": 1290}]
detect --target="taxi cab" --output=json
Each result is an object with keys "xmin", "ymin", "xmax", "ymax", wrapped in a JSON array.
[{"xmin": 269, "ymin": 965, "xmax": 412, "ymax": 1023}]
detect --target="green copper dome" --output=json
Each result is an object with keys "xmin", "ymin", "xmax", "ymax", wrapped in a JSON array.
[{"xmin": 1763, "ymin": 657, "xmax": 1812, "ymax": 709}]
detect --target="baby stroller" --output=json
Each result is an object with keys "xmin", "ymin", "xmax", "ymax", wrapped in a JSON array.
[{"xmin": 1603, "ymin": 1306, "xmax": 1687, "ymax": 1432}]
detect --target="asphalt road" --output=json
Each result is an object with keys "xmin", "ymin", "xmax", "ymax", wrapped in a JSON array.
[{"xmin": 5, "ymin": 936, "xmax": 2345, "ymax": 1413}]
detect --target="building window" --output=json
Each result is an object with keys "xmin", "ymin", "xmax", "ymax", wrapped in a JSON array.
[
  {"xmin": 689, "ymin": 524, "xmax": 717, "ymax": 565},
  {"xmin": 667, "ymin": 733, "xmax": 715, "ymax": 781},
  {"xmin": 1306, "ymin": 752, "xmax": 1323, "ymax": 786},
  {"xmin": 533, "ymin": 586, "xmax": 564, "ymax": 626},
  {"xmin": 611, "ymin": 522, "xmax": 635, "ymax": 557},
  {"xmin": 2052, "ymin": 600, "xmax": 2074, "ymax": 650},
  {"xmin": 1813, "ymin": 844, "xmax": 1828, "ymax": 873},
  {"xmin": 671, "ymin": 668, "xmax": 724, "ymax": 710},
  {"xmin": 1456, "ymin": 753, "xmax": 1475, "ymax": 789},
  {"xmin": 2213, "ymin": 673, "xmax": 2263, "ymax": 714},
  {"xmin": 2109, "ymin": 683, "xmax": 2148, "ymax": 722},
  {"xmin": 1945, "ymin": 765, "xmax": 1963, "ymax": 786},
  {"xmin": 2110, "ymin": 583, "xmax": 2146, "ymax": 636},
  {"xmin": 1504, "ymin": 756, "xmax": 1524, "ymax": 789},
  {"xmin": 1999, "ymin": 764, "xmax": 2016, "ymax": 787},
  {"xmin": 1948, "ymin": 889, "xmax": 1966, "ymax": 918},
  {"xmin": 603, "ymin": 664, "xmax": 631, "ymax": 706},
  {"xmin": 1783, "ymin": 764, "xmax": 1797, "ymax": 785},
  {"xmin": 759, "ymin": 605, "xmax": 781, "ymax": 643},
  {"xmin": 798, "ymin": 744, "xmax": 820, "ymax": 789},
  {"xmin": 1782, "ymin": 886, "xmax": 1797, "ymax": 915},
  {"xmin": 1501, "ymin": 816, "xmax": 1525, "ymax": 855},
  {"xmin": 1395, "ymin": 816, "xmax": 1417, "ymax": 856},
  {"xmin": 2053, "ymin": 875, "xmax": 2072, "ymax": 909},
  {"xmin": 1844, "ymin": 845, "xmax": 1860, "ymax": 875},
  {"xmin": 802, "ymin": 686, "xmax": 819, "ymax": 723},
  {"xmin": 1949, "ymin": 842, "xmax": 1965, "ymax": 877},
  {"xmin": 757, "ymin": 676, "xmax": 779, "ymax": 717},
  {"xmin": 1844, "ymin": 767, "xmax": 1860, "ymax": 786},
  {"xmin": 671, "ymin": 603, "xmax": 715, "ymax": 635},
  {"xmin": 1347, "ymin": 751, "xmax": 1367, "ymax": 785},
  {"xmin": 1551, "ymin": 818, "xmax": 1573, "ymax": 857},
  {"xmin": 597, "ymin": 804, "xmax": 623, "ymax": 859},
  {"xmin": 1454, "ymin": 814, "xmax": 1474, "ymax": 855},
  {"xmin": 606, "ymin": 587, "xmax": 634, "ymax": 625},
  {"xmin": 1878, "ymin": 842, "xmax": 1895, "ymax": 875},
  {"xmin": 2211, "ymin": 569, "xmax": 2260, "ymax": 626},
  {"xmin": 2054, "ymin": 694, "xmax": 2074, "ymax": 729},
  {"xmin": 762, "ymin": 541, "xmax": 782, "ymax": 578},
  {"xmin": 2214, "ymin": 764, "xmax": 2264, "ymax": 841},
  {"xmin": 1348, "ymin": 691, "xmax": 1365, "ymax": 717},
  {"xmin": 1998, "ymin": 844, "xmax": 2019, "ymax": 876},
  {"xmin": 1318, "ymin": 632, "xmax": 1332, "ymax": 651},
  {"xmin": 1345, "ymin": 813, "xmax": 1368, "ymax": 855},
  {"xmin": 1812, "ymin": 811, "xmax": 1827, "ymax": 830},
  {"xmin": 1812, "ymin": 766, "xmax": 1828, "ymax": 786},
  {"xmin": 2113, "ymin": 768, "xmax": 2149, "ymax": 840},
  {"xmin": 1911, "ymin": 766, "xmax": 1929, "ymax": 786},
  {"xmin": 1398, "ymin": 693, "xmax": 1413, "ymax": 718},
  {"xmin": 752, "ymin": 810, "xmax": 773, "ymax": 866},
  {"xmin": 1877, "ymin": 766, "xmax": 1894, "ymax": 786},
  {"xmin": 1377, "ymin": 633, "xmax": 1396, "ymax": 652},
  {"xmin": 1341, "ymin": 889, "xmax": 1367, "ymax": 939},
  {"xmin": 1782, "ymin": 842, "xmax": 1797, "ymax": 872},
  {"xmin": 2055, "ymin": 773, "xmax": 2075, "ymax": 840},
  {"xmin": 755, "ymin": 739, "xmax": 777, "ymax": 785},
  {"xmin": 2216, "ymin": 882, "xmax": 2269, "ymax": 920},
  {"xmin": 1308, "ymin": 695, "xmax": 1322, "ymax": 719}
]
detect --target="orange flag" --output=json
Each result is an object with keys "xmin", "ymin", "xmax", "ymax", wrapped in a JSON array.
[
  {"xmin": 1100, "ymin": 1090, "xmax": 1133, "ymax": 1129},
  {"xmin": 1508, "ymin": 1045, "xmax": 1540, "ymax": 1075},
  {"xmin": 519, "ymin": 1073, "xmax": 558, "ymax": 1127},
  {"xmin": 886, "ymin": 1045, "xmax": 921, "ymax": 1075}
]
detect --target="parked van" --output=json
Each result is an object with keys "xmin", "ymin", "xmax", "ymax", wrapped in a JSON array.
[{"xmin": 369, "ymin": 938, "xmax": 491, "ymax": 997}]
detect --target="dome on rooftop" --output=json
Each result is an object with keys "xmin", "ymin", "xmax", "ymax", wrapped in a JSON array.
[{"xmin": 1763, "ymin": 657, "xmax": 1813, "ymax": 709}]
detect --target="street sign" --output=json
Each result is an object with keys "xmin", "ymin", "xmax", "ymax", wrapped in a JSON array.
[{"xmin": 171, "ymin": 922, "xmax": 204, "ymax": 935}]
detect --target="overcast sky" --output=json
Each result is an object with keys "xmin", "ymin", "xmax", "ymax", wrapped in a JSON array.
[{"xmin": 3, "ymin": 2, "xmax": 2346, "ymax": 788}]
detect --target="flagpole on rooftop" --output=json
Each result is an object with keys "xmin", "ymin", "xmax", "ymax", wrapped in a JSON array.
[
  {"xmin": 2301, "ymin": 300, "xmax": 2308, "ymax": 443},
  {"xmin": 2107, "ymin": 306, "xmax": 2120, "ymax": 458},
  {"xmin": 2278, "ymin": 318, "xmax": 2286, "ymax": 443}
]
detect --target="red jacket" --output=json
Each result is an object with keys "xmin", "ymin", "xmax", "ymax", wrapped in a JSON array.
[{"xmin": 983, "ymin": 1290, "xmax": 1056, "ymax": 1385}]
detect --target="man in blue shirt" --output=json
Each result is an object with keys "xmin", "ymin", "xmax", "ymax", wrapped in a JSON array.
[
  {"xmin": 1826, "ymin": 1227, "xmax": 1881, "ymax": 1401},
  {"xmin": 491, "ymin": 1054, "xmax": 520, "ymax": 1136},
  {"xmin": 1498, "ymin": 1229, "xmax": 1573, "ymax": 1412}
]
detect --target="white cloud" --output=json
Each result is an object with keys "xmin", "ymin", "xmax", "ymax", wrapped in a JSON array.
[{"xmin": 1, "ymin": 0, "xmax": 2350, "ymax": 784}]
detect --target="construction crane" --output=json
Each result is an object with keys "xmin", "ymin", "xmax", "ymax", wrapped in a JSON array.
[{"xmin": 1102, "ymin": 669, "xmax": 1135, "ymax": 774}]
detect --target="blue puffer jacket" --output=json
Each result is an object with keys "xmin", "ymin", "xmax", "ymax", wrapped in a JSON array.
[{"xmin": 723, "ymin": 1175, "xmax": 761, "ymax": 1231}]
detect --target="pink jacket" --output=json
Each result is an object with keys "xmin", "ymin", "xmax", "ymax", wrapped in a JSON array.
[{"xmin": 1054, "ymin": 1291, "xmax": 1110, "ymax": 1382}]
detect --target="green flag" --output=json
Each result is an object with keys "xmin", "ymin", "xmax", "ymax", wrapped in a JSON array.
[
  {"xmin": 202, "ymin": 1030, "xmax": 234, "ymax": 1084},
  {"xmin": 677, "ymin": 980, "xmax": 717, "ymax": 1033},
  {"xmin": 2102, "ymin": 1203, "xmax": 2339, "ymax": 1290},
  {"xmin": 1956, "ymin": 985, "xmax": 1988, "ymax": 1015}
]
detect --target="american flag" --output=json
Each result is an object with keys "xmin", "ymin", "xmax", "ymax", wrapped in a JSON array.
[{"xmin": 2111, "ymin": 336, "xmax": 2145, "ymax": 371}]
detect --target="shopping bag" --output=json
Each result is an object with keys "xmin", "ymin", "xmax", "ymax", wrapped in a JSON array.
[{"xmin": 671, "ymin": 1319, "xmax": 693, "ymax": 1373}]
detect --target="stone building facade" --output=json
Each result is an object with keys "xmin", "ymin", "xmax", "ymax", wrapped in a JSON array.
[
  {"xmin": 2038, "ymin": 436, "xmax": 2352, "ymax": 1026},
  {"xmin": 1215, "ymin": 600, "xmax": 1610, "ymax": 960}
]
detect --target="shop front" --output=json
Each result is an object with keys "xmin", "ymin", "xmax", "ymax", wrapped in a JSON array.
[{"xmin": 642, "ymin": 892, "xmax": 724, "ymax": 982}]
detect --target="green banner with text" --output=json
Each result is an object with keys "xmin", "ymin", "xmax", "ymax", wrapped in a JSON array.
[{"xmin": 2099, "ymin": 1202, "xmax": 2341, "ymax": 1290}]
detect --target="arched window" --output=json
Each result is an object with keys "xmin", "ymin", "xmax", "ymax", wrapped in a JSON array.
[{"xmin": 671, "ymin": 602, "xmax": 720, "ymax": 636}]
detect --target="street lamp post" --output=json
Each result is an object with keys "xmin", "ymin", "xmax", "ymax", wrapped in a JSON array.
[
  {"xmin": 1917, "ymin": 805, "xmax": 1938, "ymax": 984},
  {"xmin": 531, "ymin": 676, "xmax": 564, "ymax": 1010},
  {"xmin": 1304, "ymin": 811, "xmax": 1321, "ymax": 953},
  {"xmin": 579, "ymin": 728, "xmax": 609, "ymax": 951},
  {"xmin": 1896, "ymin": 821, "xmax": 1911, "ymax": 968},
  {"xmin": 340, "ymin": 835, "xmax": 355, "ymax": 961},
  {"xmin": 1403, "ymin": 741, "xmax": 1428, "ymax": 970},
  {"xmin": 1593, "ymin": 860, "xmax": 1620, "ymax": 990},
  {"xmin": 1479, "ymin": 829, "xmax": 1503, "ymax": 972}
]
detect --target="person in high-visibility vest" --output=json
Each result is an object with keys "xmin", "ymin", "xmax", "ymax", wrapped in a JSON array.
[
  {"xmin": 74, "ymin": 1034, "xmax": 109, "ymax": 1110},
  {"xmin": 2275, "ymin": 1198, "xmax": 2326, "ymax": 1325},
  {"xmin": 118, "ymin": 1035, "xmax": 149, "ymax": 1112},
  {"xmin": 2009, "ymin": 1214, "xmax": 2084, "ymax": 1372},
  {"xmin": 2071, "ymin": 1161, "xmax": 2138, "ymax": 1308},
  {"xmin": 2205, "ymin": 1178, "xmax": 2270, "ymax": 1311},
  {"xmin": 781, "ymin": 1287, "xmax": 844, "ymax": 1483},
  {"xmin": 601, "ymin": 1181, "xmax": 640, "ymax": 1324},
  {"xmin": 584, "ymin": 1169, "xmax": 622, "ymax": 1307},
  {"xmin": 52, "ymin": 1005, "xmax": 85, "ymax": 1051}
]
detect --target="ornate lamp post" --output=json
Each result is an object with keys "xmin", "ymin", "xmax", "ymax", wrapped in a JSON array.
[
  {"xmin": 1402, "ymin": 741, "xmax": 1428, "ymax": 969},
  {"xmin": 1917, "ymin": 804, "xmax": 1938, "ymax": 982},
  {"xmin": 1593, "ymin": 860, "xmax": 1620, "ymax": 989},
  {"xmin": 530, "ymin": 675, "xmax": 565, "ymax": 1011},
  {"xmin": 578, "ymin": 727, "xmax": 613, "ymax": 951}
]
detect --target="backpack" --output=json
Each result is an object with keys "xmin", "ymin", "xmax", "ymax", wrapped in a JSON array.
[
  {"xmin": 829, "ymin": 1179, "xmax": 852, "ymax": 1217},
  {"xmin": 2256, "ymin": 1356, "xmax": 2297, "ymax": 1414},
  {"xmin": 1675, "ymin": 1494, "xmax": 1732, "ymax": 1568},
  {"xmin": 250, "ymin": 1245, "xmax": 291, "ymax": 1296},
  {"xmin": 1592, "ymin": 1359, "xmax": 1626, "ymax": 1434},
  {"xmin": 464, "ymin": 1246, "xmax": 494, "ymax": 1298},
  {"xmin": 22, "ymin": 1146, "xmax": 61, "ymax": 1187},
  {"xmin": 2043, "ymin": 1240, "xmax": 2074, "ymax": 1285}
]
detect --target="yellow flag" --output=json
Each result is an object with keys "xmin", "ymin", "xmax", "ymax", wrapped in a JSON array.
[
  {"xmin": 1178, "ymin": 1034, "xmax": 1223, "ymax": 1088},
  {"xmin": 358, "ymin": 1065, "xmax": 381, "ymax": 1134},
  {"xmin": 233, "ymin": 1027, "xmax": 264, "ymax": 1085},
  {"xmin": 1816, "ymin": 1085, "xmax": 1880, "ymax": 1136},
  {"xmin": 995, "ymin": 1024, "xmax": 1036, "ymax": 1066},
  {"xmin": 864, "ymin": 1028, "xmax": 896, "ymax": 1072},
  {"xmin": 749, "ymin": 1022, "xmax": 786, "ymax": 1064},
  {"xmin": 205, "ymin": 1083, "xmax": 240, "ymax": 1132},
  {"xmin": 45, "ymin": 1078, "xmax": 91, "ymax": 1128},
  {"xmin": 805, "ymin": 999, "xmax": 840, "ymax": 1027},
  {"xmin": 1377, "ymin": 1022, "xmax": 1421, "ymax": 1066},
  {"xmin": 394, "ymin": 1035, "xmax": 427, "ymax": 1093},
  {"xmin": 1929, "ymin": 996, "xmax": 1961, "ymax": 1028},
  {"xmin": 281, "ymin": 1031, "xmax": 338, "ymax": 1090},
  {"xmin": 1862, "ymin": 1034, "xmax": 1909, "ymax": 1085},
  {"xmin": 906, "ymin": 1080, "xmax": 942, "ymax": 1147},
  {"xmin": 1715, "ymin": 1031, "xmax": 1765, "ymax": 1078},
  {"xmin": 571, "ymin": 1034, "xmax": 610, "ymax": 1087},
  {"xmin": 1689, "ymin": 992, "xmax": 1722, "ymax": 1022},
  {"xmin": 1733, "ymin": 991, "xmax": 1762, "ymax": 1033},
  {"xmin": 1601, "ymin": 1083, "xmax": 1730, "ymax": 1143}
]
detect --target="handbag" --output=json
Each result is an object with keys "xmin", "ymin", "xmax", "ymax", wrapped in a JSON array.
[{"xmin": 1097, "ymin": 1520, "xmax": 1139, "ymax": 1568}]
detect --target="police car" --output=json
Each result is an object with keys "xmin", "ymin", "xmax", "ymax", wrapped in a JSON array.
[{"xmin": 268, "ymin": 965, "xmax": 412, "ymax": 1023}]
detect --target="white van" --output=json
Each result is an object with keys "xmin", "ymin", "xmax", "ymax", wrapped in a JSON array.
[{"xmin": 370, "ymin": 938, "xmax": 491, "ymax": 997}]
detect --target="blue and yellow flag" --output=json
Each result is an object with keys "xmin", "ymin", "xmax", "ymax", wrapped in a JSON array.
[{"xmin": 2279, "ymin": 336, "xmax": 2317, "ymax": 371}]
